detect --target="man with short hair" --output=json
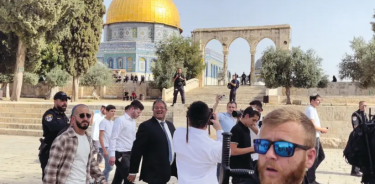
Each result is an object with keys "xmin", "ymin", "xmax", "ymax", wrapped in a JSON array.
[
  {"xmin": 91, "ymin": 104, "xmax": 107, "ymax": 163},
  {"xmin": 128, "ymin": 100, "xmax": 177, "ymax": 184},
  {"xmin": 43, "ymin": 104, "xmax": 107, "ymax": 184},
  {"xmin": 172, "ymin": 68, "xmax": 186, "ymax": 106},
  {"xmin": 173, "ymin": 101, "xmax": 223, "ymax": 184},
  {"xmin": 305, "ymin": 94, "xmax": 327, "ymax": 184},
  {"xmin": 39, "ymin": 91, "xmax": 70, "ymax": 180},
  {"xmin": 249, "ymin": 100, "xmax": 264, "ymax": 163},
  {"xmin": 228, "ymin": 75, "xmax": 239, "ymax": 102},
  {"xmin": 350, "ymin": 101, "xmax": 368, "ymax": 177},
  {"xmin": 230, "ymin": 107, "xmax": 260, "ymax": 184},
  {"xmin": 253, "ymin": 108, "xmax": 316, "ymax": 184},
  {"xmin": 99, "ymin": 105, "xmax": 116, "ymax": 181},
  {"xmin": 212, "ymin": 95, "xmax": 238, "ymax": 180},
  {"xmin": 109, "ymin": 100, "xmax": 144, "ymax": 184}
]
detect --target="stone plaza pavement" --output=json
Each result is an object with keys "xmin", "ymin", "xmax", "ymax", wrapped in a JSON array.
[{"xmin": 0, "ymin": 135, "xmax": 362, "ymax": 184}]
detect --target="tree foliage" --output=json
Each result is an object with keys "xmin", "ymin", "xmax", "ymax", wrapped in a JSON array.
[
  {"xmin": 261, "ymin": 46, "xmax": 325, "ymax": 104},
  {"xmin": 36, "ymin": 44, "xmax": 65, "ymax": 78},
  {"xmin": 61, "ymin": 0, "xmax": 106, "ymax": 101},
  {"xmin": 80, "ymin": 63, "xmax": 114, "ymax": 89},
  {"xmin": 45, "ymin": 67, "xmax": 71, "ymax": 88},
  {"xmin": 151, "ymin": 36, "xmax": 205, "ymax": 90},
  {"xmin": 339, "ymin": 37, "xmax": 375, "ymax": 88},
  {"xmin": 23, "ymin": 72, "xmax": 39, "ymax": 86},
  {"xmin": 317, "ymin": 75, "xmax": 329, "ymax": 88},
  {"xmin": 0, "ymin": 0, "xmax": 82, "ymax": 101}
]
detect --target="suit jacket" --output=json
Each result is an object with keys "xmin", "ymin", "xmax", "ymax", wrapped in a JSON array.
[{"xmin": 129, "ymin": 116, "xmax": 178, "ymax": 183}]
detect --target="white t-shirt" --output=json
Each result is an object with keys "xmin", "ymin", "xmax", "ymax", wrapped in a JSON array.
[
  {"xmin": 99, "ymin": 118, "xmax": 114, "ymax": 148},
  {"xmin": 91, "ymin": 111, "xmax": 105, "ymax": 141},
  {"xmin": 305, "ymin": 105, "xmax": 321, "ymax": 137},
  {"xmin": 250, "ymin": 115, "xmax": 262, "ymax": 161},
  {"xmin": 65, "ymin": 133, "xmax": 90, "ymax": 184}
]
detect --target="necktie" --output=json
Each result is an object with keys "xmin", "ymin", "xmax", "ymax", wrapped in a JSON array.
[{"xmin": 160, "ymin": 122, "xmax": 172, "ymax": 163}]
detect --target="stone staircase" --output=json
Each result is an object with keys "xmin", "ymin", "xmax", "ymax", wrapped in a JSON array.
[
  {"xmin": 166, "ymin": 85, "xmax": 267, "ymax": 105},
  {"xmin": 0, "ymin": 103, "xmax": 172, "ymax": 137}
]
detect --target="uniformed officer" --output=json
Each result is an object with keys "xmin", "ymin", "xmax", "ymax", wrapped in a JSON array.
[
  {"xmin": 350, "ymin": 101, "xmax": 368, "ymax": 177},
  {"xmin": 39, "ymin": 91, "xmax": 70, "ymax": 180},
  {"xmin": 171, "ymin": 68, "xmax": 186, "ymax": 106}
]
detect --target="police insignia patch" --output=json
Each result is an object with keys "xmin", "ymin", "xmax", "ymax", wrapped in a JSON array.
[
  {"xmin": 45, "ymin": 114, "xmax": 53, "ymax": 122},
  {"xmin": 352, "ymin": 116, "xmax": 357, "ymax": 121}
]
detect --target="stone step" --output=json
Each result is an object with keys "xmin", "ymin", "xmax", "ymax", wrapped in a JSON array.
[
  {"xmin": 0, "ymin": 111, "xmax": 172, "ymax": 118},
  {"xmin": 0, "ymin": 122, "xmax": 43, "ymax": 130},
  {"xmin": 0, "ymin": 128, "xmax": 43, "ymax": 137}
]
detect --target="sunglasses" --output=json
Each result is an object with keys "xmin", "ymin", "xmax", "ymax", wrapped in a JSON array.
[
  {"xmin": 77, "ymin": 113, "xmax": 92, "ymax": 119},
  {"xmin": 254, "ymin": 139, "xmax": 311, "ymax": 157}
]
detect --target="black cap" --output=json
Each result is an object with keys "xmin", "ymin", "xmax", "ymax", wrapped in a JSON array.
[{"xmin": 54, "ymin": 91, "xmax": 71, "ymax": 100}]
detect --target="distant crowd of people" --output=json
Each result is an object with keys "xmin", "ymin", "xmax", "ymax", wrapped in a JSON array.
[{"xmin": 114, "ymin": 74, "xmax": 151, "ymax": 85}]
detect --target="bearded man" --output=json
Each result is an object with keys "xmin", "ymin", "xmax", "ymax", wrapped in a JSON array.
[
  {"xmin": 43, "ymin": 104, "xmax": 107, "ymax": 184},
  {"xmin": 249, "ymin": 108, "xmax": 316, "ymax": 184}
]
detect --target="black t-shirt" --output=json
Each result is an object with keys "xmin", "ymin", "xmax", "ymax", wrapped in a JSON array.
[
  {"xmin": 230, "ymin": 122, "xmax": 252, "ymax": 170},
  {"xmin": 173, "ymin": 73, "xmax": 185, "ymax": 87}
]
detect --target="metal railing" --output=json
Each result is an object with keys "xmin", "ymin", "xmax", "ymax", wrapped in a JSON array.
[{"xmin": 219, "ymin": 132, "xmax": 255, "ymax": 184}]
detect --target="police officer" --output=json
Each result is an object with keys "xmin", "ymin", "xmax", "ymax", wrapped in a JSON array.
[
  {"xmin": 39, "ymin": 91, "xmax": 70, "ymax": 180},
  {"xmin": 351, "ymin": 100, "xmax": 368, "ymax": 177},
  {"xmin": 171, "ymin": 68, "xmax": 186, "ymax": 106}
]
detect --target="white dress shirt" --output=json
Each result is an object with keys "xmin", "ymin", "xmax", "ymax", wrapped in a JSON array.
[
  {"xmin": 91, "ymin": 111, "xmax": 105, "ymax": 141},
  {"xmin": 173, "ymin": 127, "xmax": 224, "ymax": 184},
  {"xmin": 155, "ymin": 118, "xmax": 175, "ymax": 164},
  {"xmin": 109, "ymin": 113, "xmax": 136, "ymax": 157}
]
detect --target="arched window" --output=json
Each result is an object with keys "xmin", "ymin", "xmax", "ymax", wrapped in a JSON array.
[
  {"xmin": 127, "ymin": 57, "xmax": 133, "ymax": 72},
  {"xmin": 139, "ymin": 57, "xmax": 146, "ymax": 72},
  {"xmin": 107, "ymin": 58, "xmax": 113, "ymax": 68},
  {"xmin": 117, "ymin": 57, "xmax": 123, "ymax": 69}
]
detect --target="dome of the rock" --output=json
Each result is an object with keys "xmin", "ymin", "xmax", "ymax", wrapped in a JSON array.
[{"xmin": 106, "ymin": 0, "xmax": 182, "ymax": 31}]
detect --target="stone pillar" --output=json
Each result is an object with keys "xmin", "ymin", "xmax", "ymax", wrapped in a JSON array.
[
  {"xmin": 198, "ymin": 49, "xmax": 205, "ymax": 87},
  {"xmin": 223, "ymin": 49, "xmax": 229, "ymax": 84},
  {"xmin": 250, "ymin": 50, "xmax": 256, "ymax": 85}
]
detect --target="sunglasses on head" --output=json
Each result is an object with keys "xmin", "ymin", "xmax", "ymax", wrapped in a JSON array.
[
  {"xmin": 77, "ymin": 113, "xmax": 92, "ymax": 119},
  {"xmin": 254, "ymin": 139, "xmax": 311, "ymax": 157}
]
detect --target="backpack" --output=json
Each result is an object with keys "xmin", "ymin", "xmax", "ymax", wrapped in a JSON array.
[{"xmin": 343, "ymin": 122, "xmax": 374, "ymax": 171}]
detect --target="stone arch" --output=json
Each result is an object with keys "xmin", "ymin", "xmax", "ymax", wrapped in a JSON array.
[
  {"xmin": 117, "ymin": 57, "xmax": 123, "ymax": 69},
  {"xmin": 228, "ymin": 37, "xmax": 252, "ymax": 50},
  {"xmin": 139, "ymin": 57, "xmax": 146, "ymax": 72},
  {"xmin": 192, "ymin": 24, "xmax": 291, "ymax": 86},
  {"xmin": 107, "ymin": 57, "xmax": 114, "ymax": 68},
  {"xmin": 203, "ymin": 38, "xmax": 224, "ymax": 50}
]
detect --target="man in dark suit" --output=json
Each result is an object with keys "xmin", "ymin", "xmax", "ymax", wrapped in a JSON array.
[{"xmin": 127, "ymin": 99, "xmax": 177, "ymax": 184}]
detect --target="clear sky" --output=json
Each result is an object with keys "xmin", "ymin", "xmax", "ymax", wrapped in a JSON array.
[{"xmin": 103, "ymin": 0, "xmax": 375, "ymax": 80}]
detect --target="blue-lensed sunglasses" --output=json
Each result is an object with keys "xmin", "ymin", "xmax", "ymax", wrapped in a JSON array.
[{"xmin": 254, "ymin": 139, "xmax": 311, "ymax": 157}]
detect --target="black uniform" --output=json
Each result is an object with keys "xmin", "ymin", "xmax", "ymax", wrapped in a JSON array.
[
  {"xmin": 351, "ymin": 109, "xmax": 368, "ymax": 176},
  {"xmin": 229, "ymin": 79, "xmax": 239, "ymax": 102},
  {"xmin": 172, "ymin": 73, "xmax": 185, "ymax": 105},
  {"xmin": 39, "ymin": 107, "xmax": 69, "ymax": 179}
]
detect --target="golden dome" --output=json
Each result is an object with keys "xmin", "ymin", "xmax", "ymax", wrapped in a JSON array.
[{"xmin": 106, "ymin": 0, "xmax": 182, "ymax": 31}]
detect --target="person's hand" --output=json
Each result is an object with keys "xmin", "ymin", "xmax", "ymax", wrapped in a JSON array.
[
  {"xmin": 215, "ymin": 95, "xmax": 221, "ymax": 103},
  {"xmin": 127, "ymin": 174, "xmax": 136, "ymax": 182},
  {"xmin": 210, "ymin": 113, "xmax": 222, "ymax": 131},
  {"xmin": 103, "ymin": 149, "xmax": 108, "ymax": 157},
  {"xmin": 321, "ymin": 128, "xmax": 328, "ymax": 134},
  {"xmin": 109, "ymin": 156, "xmax": 115, "ymax": 166}
]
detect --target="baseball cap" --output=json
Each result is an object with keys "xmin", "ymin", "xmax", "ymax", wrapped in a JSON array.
[{"xmin": 53, "ymin": 91, "xmax": 71, "ymax": 100}]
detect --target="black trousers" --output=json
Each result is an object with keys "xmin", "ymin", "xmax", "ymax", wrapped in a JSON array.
[
  {"xmin": 307, "ymin": 138, "xmax": 325, "ymax": 182},
  {"xmin": 229, "ymin": 90, "xmax": 236, "ymax": 102},
  {"xmin": 173, "ymin": 86, "xmax": 185, "ymax": 104},
  {"xmin": 112, "ymin": 151, "xmax": 134, "ymax": 184},
  {"xmin": 39, "ymin": 150, "xmax": 49, "ymax": 180},
  {"xmin": 241, "ymin": 79, "xmax": 246, "ymax": 85}
]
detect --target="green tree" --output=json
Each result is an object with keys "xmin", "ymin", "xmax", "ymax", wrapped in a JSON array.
[
  {"xmin": 338, "ymin": 54, "xmax": 362, "ymax": 82},
  {"xmin": 80, "ymin": 63, "xmax": 114, "ymax": 99},
  {"xmin": 61, "ymin": 0, "xmax": 106, "ymax": 101},
  {"xmin": 36, "ymin": 44, "xmax": 65, "ymax": 78},
  {"xmin": 317, "ymin": 75, "xmax": 329, "ymax": 88},
  {"xmin": 45, "ymin": 67, "xmax": 71, "ymax": 99},
  {"xmin": 352, "ymin": 37, "xmax": 375, "ymax": 88},
  {"xmin": 151, "ymin": 36, "xmax": 205, "ymax": 90},
  {"xmin": 261, "ymin": 46, "xmax": 324, "ymax": 104},
  {"xmin": 22, "ymin": 72, "xmax": 39, "ymax": 86},
  {"xmin": 0, "ymin": 0, "xmax": 81, "ymax": 101}
]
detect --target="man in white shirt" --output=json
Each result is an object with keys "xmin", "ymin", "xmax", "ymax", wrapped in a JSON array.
[
  {"xmin": 91, "ymin": 104, "xmax": 107, "ymax": 163},
  {"xmin": 99, "ymin": 105, "xmax": 116, "ymax": 181},
  {"xmin": 305, "ymin": 94, "xmax": 328, "ymax": 184},
  {"xmin": 173, "ymin": 101, "xmax": 223, "ymax": 184},
  {"xmin": 249, "ymin": 100, "xmax": 263, "ymax": 164},
  {"xmin": 109, "ymin": 100, "xmax": 144, "ymax": 184}
]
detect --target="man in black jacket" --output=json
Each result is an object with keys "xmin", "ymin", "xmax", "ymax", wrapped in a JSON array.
[
  {"xmin": 252, "ymin": 108, "xmax": 316, "ymax": 184},
  {"xmin": 128, "ymin": 100, "xmax": 177, "ymax": 184}
]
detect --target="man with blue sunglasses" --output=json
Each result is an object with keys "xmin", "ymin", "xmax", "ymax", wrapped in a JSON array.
[{"xmin": 253, "ymin": 108, "xmax": 316, "ymax": 184}]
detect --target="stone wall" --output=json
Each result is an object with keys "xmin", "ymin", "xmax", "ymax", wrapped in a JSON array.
[
  {"xmin": 162, "ymin": 79, "xmax": 200, "ymax": 101},
  {"xmin": 284, "ymin": 82, "xmax": 375, "ymax": 96},
  {"xmin": 10, "ymin": 81, "xmax": 161, "ymax": 99}
]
